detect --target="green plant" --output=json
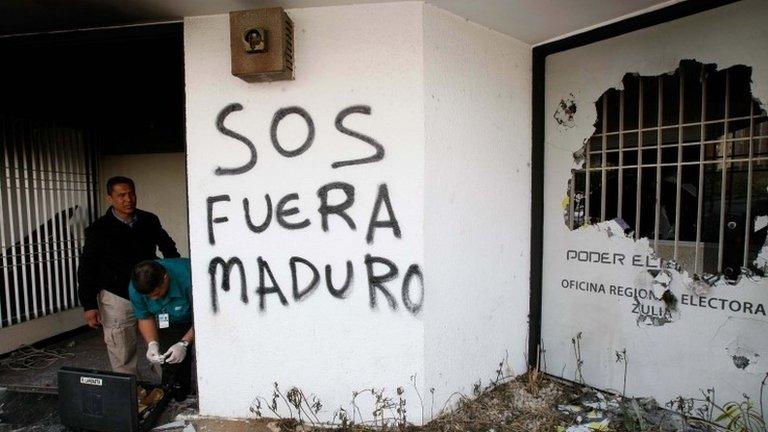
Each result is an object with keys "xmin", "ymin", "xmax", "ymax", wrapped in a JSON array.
[
  {"xmin": 615, "ymin": 348, "xmax": 628, "ymax": 396},
  {"xmin": 571, "ymin": 332, "xmax": 585, "ymax": 384},
  {"xmin": 617, "ymin": 400, "xmax": 642, "ymax": 432},
  {"xmin": 428, "ymin": 387, "xmax": 435, "ymax": 421},
  {"xmin": 408, "ymin": 374, "xmax": 423, "ymax": 423},
  {"xmin": 395, "ymin": 387, "xmax": 407, "ymax": 428},
  {"xmin": 348, "ymin": 387, "xmax": 408, "ymax": 428},
  {"xmin": 714, "ymin": 396, "xmax": 766, "ymax": 432},
  {"xmin": 760, "ymin": 372, "xmax": 767, "ymax": 421},
  {"xmin": 250, "ymin": 355, "xmax": 521, "ymax": 431},
  {"xmin": 249, "ymin": 382, "xmax": 322, "ymax": 427},
  {"xmin": 668, "ymin": 387, "xmax": 767, "ymax": 432}
]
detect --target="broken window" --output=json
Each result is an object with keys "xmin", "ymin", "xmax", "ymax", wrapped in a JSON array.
[{"xmin": 566, "ymin": 60, "xmax": 768, "ymax": 280}]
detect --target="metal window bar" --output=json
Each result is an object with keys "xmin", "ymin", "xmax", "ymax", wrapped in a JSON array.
[
  {"xmin": 75, "ymin": 132, "xmax": 87, "ymax": 309},
  {"xmin": 617, "ymin": 92, "xmax": 624, "ymax": 219},
  {"xmin": 85, "ymin": 134, "xmax": 97, "ymax": 226},
  {"xmin": 30, "ymin": 125, "xmax": 47, "ymax": 318},
  {"xmin": 45, "ymin": 124, "xmax": 62, "ymax": 312},
  {"xmin": 636, "ymin": 79, "xmax": 644, "ymax": 240},
  {"xmin": 21, "ymin": 124, "xmax": 38, "ymax": 319},
  {"xmin": 585, "ymin": 130, "xmax": 591, "ymax": 225},
  {"xmin": 653, "ymin": 77, "xmax": 663, "ymax": 251},
  {"xmin": 0, "ymin": 119, "xmax": 12, "ymax": 326},
  {"xmin": 585, "ymin": 132, "xmax": 768, "ymax": 151},
  {"xmin": 584, "ymin": 114, "xmax": 765, "ymax": 135},
  {"xmin": 674, "ymin": 72, "xmax": 685, "ymax": 261},
  {"xmin": 40, "ymin": 125, "xmax": 56, "ymax": 315},
  {"xmin": 601, "ymin": 95, "xmax": 608, "ymax": 221},
  {"xmin": 60, "ymin": 132, "xmax": 71, "ymax": 308},
  {"xmin": 695, "ymin": 66, "xmax": 707, "ymax": 274},
  {"xmin": 11, "ymin": 123, "xmax": 29, "ymax": 317},
  {"xmin": 743, "ymin": 102, "xmax": 755, "ymax": 267},
  {"xmin": 1, "ymin": 174, "xmax": 94, "ymax": 186},
  {"xmin": 64, "ymin": 129, "xmax": 78, "ymax": 307},
  {"xmin": 0, "ymin": 118, "xmax": 97, "ymax": 328},
  {"xmin": 51, "ymin": 127, "xmax": 65, "ymax": 310},
  {"xmin": 717, "ymin": 71, "xmax": 730, "ymax": 273},
  {"xmin": 59, "ymin": 126, "xmax": 75, "ymax": 310},
  {"xmin": 577, "ymin": 156, "xmax": 768, "ymax": 170},
  {"xmin": 60, "ymin": 129, "xmax": 72, "ymax": 309},
  {"xmin": 1, "ymin": 245, "xmax": 83, "ymax": 261},
  {"xmin": 569, "ymin": 171, "xmax": 575, "ymax": 230}
]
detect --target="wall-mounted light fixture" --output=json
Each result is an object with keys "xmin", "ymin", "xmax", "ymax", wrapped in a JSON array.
[{"xmin": 230, "ymin": 8, "xmax": 294, "ymax": 82}]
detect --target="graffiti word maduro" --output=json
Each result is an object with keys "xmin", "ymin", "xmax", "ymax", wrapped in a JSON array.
[
  {"xmin": 566, "ymin": 249, "xmax": 661, "ymax": 268},
  {"xmin": 207, "ymin": 255, "xmax": 423, "ymax": 315}
]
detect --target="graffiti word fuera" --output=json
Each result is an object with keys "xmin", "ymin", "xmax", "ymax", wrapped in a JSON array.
[
  {"xmin": 207, "ymin": 182, "xmax": 400, "ymax": 245},
  {"xmin": 566, "ymin": 249, "xmax": 661, "ymax": 268},
  {"xmin": 208, "ymin": 255, "xmax": 424, "ymax": 314},
  {"xmin": 214, "ymin": 103, "xmax": 384, "ymax": 175}
]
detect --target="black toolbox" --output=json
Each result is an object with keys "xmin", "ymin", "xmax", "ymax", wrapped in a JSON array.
[{"xmin": 58, "ymin": 366, "xmax": 171, "ymax": 432}]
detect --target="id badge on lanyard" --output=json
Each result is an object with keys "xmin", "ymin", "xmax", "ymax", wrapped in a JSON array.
[{"xmin": 158, "ymin": 313, "xmax": 170, "ymax": 329}]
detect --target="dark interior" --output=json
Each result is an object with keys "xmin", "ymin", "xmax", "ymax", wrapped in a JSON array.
[{"xmin": 0, "ymin": 23, "xmax": 185, "ymax": 155}]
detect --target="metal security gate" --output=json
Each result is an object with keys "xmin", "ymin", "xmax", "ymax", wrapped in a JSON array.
[{"xmin": 0, "ymin": 117, "xmax": 99, "ymax": 327}]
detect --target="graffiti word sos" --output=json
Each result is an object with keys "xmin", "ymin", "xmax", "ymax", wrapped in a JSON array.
[{"xmin": 214, "ymin": 103, "xmax": 383, "ymax": 175}]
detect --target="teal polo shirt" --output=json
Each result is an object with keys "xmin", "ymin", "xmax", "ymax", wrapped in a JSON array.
[{"xmin": 129, "ymin": 258, "xmax": 192, "ymax": 324}]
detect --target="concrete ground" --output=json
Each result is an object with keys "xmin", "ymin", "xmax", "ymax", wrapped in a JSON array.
[
  {"xmin": 0, "ymin": 328, "xmax": 199, "ymax": 431},
  {"xmin": 0, "ymin": 327, "xmax": 158, "ymax": 391}
]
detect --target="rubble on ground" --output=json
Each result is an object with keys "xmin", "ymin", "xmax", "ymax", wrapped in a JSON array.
[{"xmin": 153, "ymin": 373, "xmax": 727, "ymax": 432}]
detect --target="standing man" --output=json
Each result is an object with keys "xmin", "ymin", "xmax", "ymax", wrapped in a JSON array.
[
  {"xmin": 77, "ymin": 176, "xmax": 180, "ymax": 375},
  {"xmin": 129, "ymin": 258, "xmax": 193, "ymax": 401}
]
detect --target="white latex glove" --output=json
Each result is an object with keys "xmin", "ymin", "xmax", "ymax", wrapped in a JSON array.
[
  {"xmin": 164, "ymin": 341, "xmax": 188, "ymax": 364},
  {"xmin": 146, "ymin": 341, "xmax": 165, "ymax": 364}
]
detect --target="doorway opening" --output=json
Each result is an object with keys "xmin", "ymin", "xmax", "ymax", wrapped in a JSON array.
[{"xmin": 0, "ymin": 22, "xmax": 190, "ymax": 426}]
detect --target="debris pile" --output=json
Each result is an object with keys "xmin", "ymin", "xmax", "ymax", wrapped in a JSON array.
[
  {"xmin": 418, "ymin": 373, "xmax": 712, "ymax": 432},
  {"xmin": 153, "ymin": 374, "xmax": 732, "ymax": 432},
  {"xmin": 554, "ymin": 387, "xmax": 709, "ymax": 432}
]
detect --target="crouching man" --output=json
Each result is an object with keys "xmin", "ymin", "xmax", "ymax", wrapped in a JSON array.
[{"xmin": 129, "ymin": 258, "xmax": 194, "ymax": 401}]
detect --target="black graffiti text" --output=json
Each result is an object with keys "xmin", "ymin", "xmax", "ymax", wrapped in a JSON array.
[
  {"xmin": 208, "ymin": 255, "xmax": 424, "ymax": 314},
  {"xmin": 214, "ymin": 103, "xmax": 384, "ymax": 174},
  {"xmin": 206, "ymin": 182, "xmax": 401, "ymax": 245}
]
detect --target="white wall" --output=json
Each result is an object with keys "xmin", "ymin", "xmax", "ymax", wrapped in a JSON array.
[
  {"xmin": 99, "ymin": 153, "xmax": 189, "ymax": 256},
  {"xmin": 423, "ymin": 4, "xmax": 531, "ymax": 408},
  {"xmin": 185, "ymin": 1, "xmax": 532, "ymax": 423},
  {"xmin": 542, "ymin": 0, "xmax": 768, "ymax": 409},
  {"xmin": 185, "ymin": 3, "xmax": 426, "ymax": 421}
]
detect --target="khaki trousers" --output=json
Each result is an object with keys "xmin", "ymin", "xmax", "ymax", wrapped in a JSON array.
[{"xmin": 98, "ymin": 290, "xmax": 138, "ymax": 376}]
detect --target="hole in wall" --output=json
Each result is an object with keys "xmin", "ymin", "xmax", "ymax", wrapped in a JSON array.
[{"xmin": 564, "ymin": 60, "xmax": 768, "ymax": 283}]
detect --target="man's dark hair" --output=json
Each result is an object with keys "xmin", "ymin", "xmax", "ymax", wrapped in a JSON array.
[
  {"xmin": 132, "ymin": 260, "xmax": 167, "ymax": 294},
  {"xmin": 106, "ymin": 176, "xmax": 135, "ymax": 195}
]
